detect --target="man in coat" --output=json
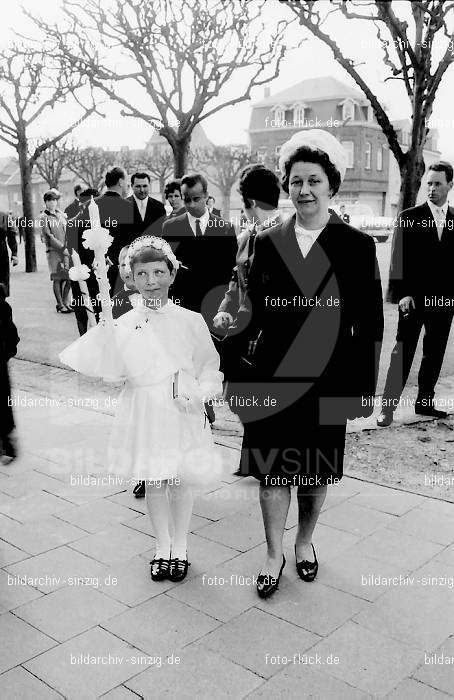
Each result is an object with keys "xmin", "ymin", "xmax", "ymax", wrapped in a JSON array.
[
  {"xmin": 64, "ymin": 184, "xmax": 83, "ymax": 220},
  {"xmin": 161, "ymin": 172, "xmax": 237, "ymax": 327},
  {"xmin": 377, "ymin": 160, "xmax": 454, "ymax": 426},
  {"xmin": 127, "ymin": 172, "xmax": 166, "ymax": 239},
  {"xmin": 161, "ymin": 172, "xmax": 237, "ymax": 421}
]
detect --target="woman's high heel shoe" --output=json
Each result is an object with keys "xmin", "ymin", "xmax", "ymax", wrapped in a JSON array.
[
  {"xmin": 257, "ymin": 555, "xmax": 286, "ymax": 599},
  {"xmin": 56, "ymin": 304, "xmax": 72, "ymax": 314},
  {"xmin": 295, "ymin": 544, "xmax": 318, "ymax": 582}
]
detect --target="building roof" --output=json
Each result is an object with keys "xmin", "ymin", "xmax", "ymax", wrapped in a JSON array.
[
  {"xmin": 146, "ymin": 123, "xmax": 213, "ymax": 150},
  {"xmin": 0, "ymin": 157, "xmax": 18, "ymax": 183},
  {"xmin": 4, "ymin": 166, "xmax": 77, "ymax": 187},
  {"xmin": 253, "ymin": 76, "xmax": 368, "ymax": 108}
]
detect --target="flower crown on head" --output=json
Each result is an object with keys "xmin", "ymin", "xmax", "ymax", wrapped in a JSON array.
[{"xmin": 124, "ymin": 235, "xmax": 181, "ymax": 274}]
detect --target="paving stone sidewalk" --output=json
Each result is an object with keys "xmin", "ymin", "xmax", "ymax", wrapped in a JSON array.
[{"xmin": 1, "ymin": 384, "xmax": 454, "ymax": 699}]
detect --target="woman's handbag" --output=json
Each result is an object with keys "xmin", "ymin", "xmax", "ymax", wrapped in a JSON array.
[{"xmin": 50, "ymin": 261, "xmax": 69, "ymax": 281}]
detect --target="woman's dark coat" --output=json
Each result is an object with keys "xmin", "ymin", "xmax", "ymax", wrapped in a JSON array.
[{"xmin": 236, "ymin": 212, "xmax": 384, "ymax": 483}]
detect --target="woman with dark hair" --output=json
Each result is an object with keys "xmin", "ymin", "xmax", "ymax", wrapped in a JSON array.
[
  {"xmin": 238, "ymin": 130, "xmax": 384, "ymax": 598},
  {"xmin": 164, "ymin": 179, "xmax": 185, "ymax": 218},
  {"xmin": 40, "ymin": 190, "xmax": 72, "ymax": 313},
  {"xmin": 213, "ymin": 164, "xmax": 281, "ymax": 388}
]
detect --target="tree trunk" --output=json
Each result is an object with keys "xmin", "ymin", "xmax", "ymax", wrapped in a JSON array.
[
  {"xmin": 397, "ymin": 147, "xmax": 426, "ymax": 214},
  {"xmin": 172, "ymin": 136, "xmax": 191, "ymax": 178},
  {"xmin": 18, "ymin": 137, "xmax": 37, "ymax": 272},
  {"xmin": 221, "ymin": 189, "xmax": 231, "ymax": 221}
]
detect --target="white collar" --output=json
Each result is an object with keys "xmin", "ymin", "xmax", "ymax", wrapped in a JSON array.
[
  {"xmin": 427, "ymin": 200, "xmax": 448, "ymax": 217},
  {"xmin": 133, "ymin": 195, "xmax": 148, "ymax": 208},
  {"xmin": 135, "ymin": 297, "xmax": 173, "ymax": 315},
  {"xmin": 187, "ymin": 209, "xmax": 210, "ymax": 230},
  {"xmin": 294, "ymin": 222, "xmax": 325, "ymax": 240}
]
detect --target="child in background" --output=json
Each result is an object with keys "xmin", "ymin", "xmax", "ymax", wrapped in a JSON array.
[
  {"xmin": 112, "ymin": 245, "xmax": 144, "ymax": 499},
  {"xmin": 0, "ymin": 284, "xmax": 19, "ymax": 463},
  {"xmin": 111, "ymin": 245, "xmax": 140, "ymax": 320},
  {"xmin": 60, "ymin": 236, "xmax": 223, "ymax": 582}
]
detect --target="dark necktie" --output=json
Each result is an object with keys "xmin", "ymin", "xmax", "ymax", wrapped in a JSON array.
[{"xmin": 195, "ymin": 219, "xmax": 203, "ymax": 237}]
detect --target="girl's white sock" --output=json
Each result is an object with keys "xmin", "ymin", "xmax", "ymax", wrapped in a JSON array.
[
  {"xmin": 145, "ymin": 481, "xmax": 172, "ymax": 558},
  {"xmin": 168, "ymin": 483, "xmax": 194, "ymax": 559}
]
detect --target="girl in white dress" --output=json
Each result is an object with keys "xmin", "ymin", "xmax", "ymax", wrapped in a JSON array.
[{"xmin": 60, "ymin": 236, "xmax": 223, "ymax": 582}]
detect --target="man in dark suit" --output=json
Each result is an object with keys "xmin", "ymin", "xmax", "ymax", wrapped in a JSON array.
[
  {"xmin": 64, "ymin": 184, "xmax": 83, "ymax": 220},
  {"xmin": 162, "ymin": 173, "xmax": 237, "ymax": 325},
  {"xmin": 66, "ymin": 167, "xmax": 135, "ymax": 331},
  {"xmin": 127, "ymin": 172, "xmax": 166, "ymax": 238},
  {"xmin": 66, "ymin": 188, "xmax": 100, "ymax": 335},
  {"xmin": 162, "ymin": 173, "xmax": 237, "ymax": 420},
  {"xmin": 377, "ymin": 160, "xmax": 454, "ymax": 426}
]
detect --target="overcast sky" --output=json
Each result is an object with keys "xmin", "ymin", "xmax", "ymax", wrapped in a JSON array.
[{"xmin": 1, "ymin": 0, "xmax": 454, "ymax": 162}]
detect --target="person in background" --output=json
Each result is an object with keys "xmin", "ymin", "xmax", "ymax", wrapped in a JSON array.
[
  {"xmin": 0, "ymin": 283, "xmax": 19, "ymax": 463},
  {"xmin": 165, "ymin": 179, "xmax": 185, "ymax": 218},
  {"xmin": 162, "ymin": 173, "xmax": 237, "ymax": 424},
  {"xmin": 0, "ymin": 211, "xmax": 18, "ymax": 297},
  {"xmin": 40, "ymin": 190, "xmax": 72, "ymax": 313},
  {"xmin": 111, "ymin": 243, "xmax": 145, "ymax": 500},
  {"xmin": 127, "ymin": 172, "xmax": 166, "ymax": 240},
  {"xmin": 339, "ymin": 204, "xmax": 350, "ymax": 224},
  {"xmin": 377, "ymin": 160, "xmax": 454, "ymax": 426},
  {"xmin": 66, "ymin": 188, "xmax": 100, "ymax": 335},
  {"xmin": 112, "ymin": 245, "xmax": 140, "ymax": 320},
  {"xmin": 64, "ymin": 184, "xmax": 84, "ymax": 220},
  {"xmin": 207, "ymin": 195, "xmax": 221, "ymax": 217},
  {"xmin": 213, "ymin": 164, "xmax": 281, "ymax": 392}
]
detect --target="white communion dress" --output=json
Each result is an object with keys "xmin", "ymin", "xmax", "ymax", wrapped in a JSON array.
[{"xmin": 59, "ymin": 300, "xmax": 224, "ymax": 486}]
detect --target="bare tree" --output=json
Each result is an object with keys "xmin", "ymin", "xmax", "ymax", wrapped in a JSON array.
[
  {"xmin": 35, "ymin": 140, "xmax": 74, "ymax": 189},
  {"xmin": 31, "ymin": 0, "xmax": 294, "ymax": 177},
  {"xmin": 281, "ymin": 0, "xmax": 454, "ymax": 212},
  {"xmin": 66, "ymin": 146, "xmax": 116, "ymax": 190},
  {"xmin": 192, "ymin": 145, "xmax": 252, "ymax": 219},
  {"xmin": 0, "ymin": 45, "xmax": 97, "ymax": 271}
]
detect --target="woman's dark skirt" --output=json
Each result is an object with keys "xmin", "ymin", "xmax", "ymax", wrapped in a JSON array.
[{"xmin": 235, "ymin": 383, "xmax": 346, "ymax": 487}]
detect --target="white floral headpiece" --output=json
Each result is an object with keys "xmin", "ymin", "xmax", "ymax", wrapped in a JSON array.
[{"xmin": 124, "ymin": 235, "xmax": 181, "ymax": 274}]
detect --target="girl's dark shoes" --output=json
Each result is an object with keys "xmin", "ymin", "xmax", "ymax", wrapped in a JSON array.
[
  {"xmin": 257, "ymin": 555, "xmax": 286, "ymax": 599},
  {"xmin": 169, "ymin": 556, "xmax": 191, "ymax": 582},
  {"xmin": 150, "ymin": 557, "xmax": 170, "ymax": 581},
  {"xmin": 295, "ymin": 544, "xmax": 318, "ymax": 582}
]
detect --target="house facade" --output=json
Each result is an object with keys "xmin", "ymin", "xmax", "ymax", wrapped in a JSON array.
[
  {"xmin": 386, "ymin": 119, "xmax": 441, "ymax": 217},
  {"xmin": 248, "ymin": 76, "xmax": 389, "ymax": 216}
]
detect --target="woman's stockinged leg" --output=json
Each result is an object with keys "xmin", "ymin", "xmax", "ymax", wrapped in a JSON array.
[
  {"xmin": 295, "ymin": 484, "xmax": 327, "ymax": 561},
  {"xmin": 145, "ymin": 481, "xmax": 172, "ymax": 558},
  {"xmin": 259, "ymin": 484, "xmax": 291, "ymax": 577},
  {"xmin": 53, "ymin": 280, "xmax": 64, "ymax": 307},
  {"xmin": 168, "ymin": 482, "xmax": 194, "ymax": 559}
]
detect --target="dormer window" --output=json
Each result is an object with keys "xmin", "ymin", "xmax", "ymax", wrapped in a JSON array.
[
  {"xmin": 293, "ymin": 104, "xmax": 306, "ymax": 127},
  {"xmin": 274, "ymin": 106, "xmax": 285, "ymax": 126},
  {"xmin": 341, "ymin": 99, "xmax": 355, "ymax": 122}
]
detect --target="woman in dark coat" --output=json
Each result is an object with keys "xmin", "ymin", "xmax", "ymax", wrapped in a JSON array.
[
  {"xmin": 0, "ymin": 211, "xmax": 18, "ymax": 298},
  {"xmin": 0, "ymin": 283, "xmax": 19, "ymax": 462},
  {"xmin": 237, "ymin": 129, "xmax": 384, "ymax": 598}
]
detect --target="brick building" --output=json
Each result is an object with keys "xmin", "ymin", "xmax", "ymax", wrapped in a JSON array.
[{"xmin": 248, "ymin": 76, "xmax": 390, "ymax": 216}]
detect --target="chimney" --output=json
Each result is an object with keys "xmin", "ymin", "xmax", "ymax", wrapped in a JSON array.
[{"xmin": 264, "ymin": 87, "xmax": 270, "ymax": 98}]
